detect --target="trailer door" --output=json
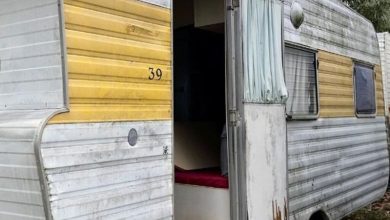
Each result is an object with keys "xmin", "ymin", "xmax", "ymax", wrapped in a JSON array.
[
  {"xmin": 225, "ymin": 1, "xmax": 247, "ymax": 220},
  {"xmin": 227, "ymin": 0, "xmax": 289, "ymax": 220}
]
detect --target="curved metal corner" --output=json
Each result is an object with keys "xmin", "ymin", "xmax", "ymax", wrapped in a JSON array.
[{"xmin": 33, "ymin": 108, "xmax": 69, "ymax": 220}]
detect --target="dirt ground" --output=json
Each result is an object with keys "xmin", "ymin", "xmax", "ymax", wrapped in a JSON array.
[{"xmin": 343, "ymin": 191, "xmax": 390, "ymax": 220}]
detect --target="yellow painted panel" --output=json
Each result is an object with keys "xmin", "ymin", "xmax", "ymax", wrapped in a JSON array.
[
  {"xmin": 68, "ymin": 55, "xmax": 172, "ymax": 82},
  {"xmin": 319, "ymin": 62, "xmax": 352, "ymax": 76},
  {"xmin": 52, "ymin": 104, "xmax": 171, "ymax": 124},
  {"xmin": 318, "ymin": 51, "xmax": 353, "ymax": 66},
  {"xmin": 64, "ymin": 4, "xmax": 170, "ymax": 45},
  {"xmin": 66, "ymin": 30, "xmax": 171, "ymax": 62},
  {"xmin": 318, "ymin": 51, "xmax": 355, "ymax": 117},
  {"xmin": 320, "ymin": 97, "xmax": 354, "ymax": 107},
  {"xmin": 50, "ymin": 0, "xmax": 172, "ymax": 124},
  {"xmin": 64, "ymin": 0, "xmax": 170, "ymax": 24},
  {"xmin": 319, "ymin": 85, "xmax": 353, "ymax": 97},
  {"xmin": 375, "ymin": 65, "xmax": 385, "ymax": 115},
  {"xmin": 69, "ymin": 79, "xmax": 171, "ymax": 100},
  {"xmin": 318, "ymin": 73, "xmax": 353, "ymax": 86}
]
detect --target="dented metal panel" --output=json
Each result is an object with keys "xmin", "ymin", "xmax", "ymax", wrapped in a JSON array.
[
  {"xmin": 0, "ymin": 110, "xmax": 63, "ymax": 220},
  {"xmin": 40, "ymin": 121, "xmax": 173, "ymax": 219},
  {"xmin": 0, "ymin": 0, "xmax": 66, "ymax": 110},
  {"xmin": 378, "ymin": 32, "xmax": 390, "ymax": 114},
  {"xmin": 50, "ymin": 0, "xmax": 172, "ymax": 123},
  {"xmin": 287, "ymin": 117, "xmax": 389, "ymax": 220},
  {"xmin": 284, "ymin": 0, "xmax": 380, "ymax": 65}
]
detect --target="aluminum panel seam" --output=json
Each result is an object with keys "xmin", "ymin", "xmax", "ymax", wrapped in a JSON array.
[
  {"xmin": 40, "ymin": 121, "xmax": 173, "ymax": 219},
  {"xmin": 287, "ymin": 117, "xmax": 389, "ymax": 220}
]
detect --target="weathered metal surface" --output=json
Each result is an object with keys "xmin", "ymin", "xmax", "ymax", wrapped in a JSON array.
[
  {"xmin": 244, "ymin": 104, "xmax": 288, "ymax": 220},
  {"xmin": 0, "ymin": 0, "xmax": 66, "ymax": 110},
  {"xmin": 140, "ymin": 0, "xmax": 171, "ymax": 8},
  {"xmin": 40, "ymin": 121, "xmax": 173, "ymax": 219},
  {"xmin": 50, "ymin": 0, "xmax": 172, "ymax": 123},
  {"xmin": 375, "ymin": 65, "xmax": 385, "ymax": 116},
  {"xmin": 378, "ymin": 32, "xmax": 390, "ymax": 114},
  {"xmin": 284, "ymin": 0, "xmax": 380, "ymax": 65},
  {"xmin": 0, "ymin": 110, "xmax": 63, "ymax": 220},
  {"xmin": 288, "ymin": 117, "xmax": 389, "ymax": 220}
]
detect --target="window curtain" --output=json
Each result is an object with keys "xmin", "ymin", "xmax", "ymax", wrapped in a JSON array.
[
  {"xmin": 242, "ymin": 0, "xmax": 288, "ymax": 103},
  {"xmin": 285, "ymin": 47, "xmax": 317, "ymax": 116}
]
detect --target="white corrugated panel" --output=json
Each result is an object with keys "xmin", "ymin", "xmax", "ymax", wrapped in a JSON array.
[
  {"xmin": 139, "ymin": 0, "xmax": 171, "ymax": 8},
  {"xmin": 0, "ymin": 110, "xmax": 62, "ymax": 220},
  {"xmin": 284, "ymin": 0, "xmax": 380, "ymax": 65},
  {"xmin": 0, "ymin": 0, "xmax": 65, "ymax": 110},
  {"xmin": 288, "ymin": 117, "xmax": 389, "ymax": 220},
  {"xmin": 40, "ymin": 121, "xmax": 173, "ymax": 219},
  {"xmin": 378, "ymin": 32, "xmax": 390, "ymax": 114}
]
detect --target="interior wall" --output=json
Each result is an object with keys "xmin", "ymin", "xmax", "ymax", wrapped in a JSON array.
[
  {"xmin": 173, "ymin": 0, "xmax": 226, "ymax": 170},
  {"xmin": 173, "ymin": 0, "xmax": 194, "ymax": 29}
]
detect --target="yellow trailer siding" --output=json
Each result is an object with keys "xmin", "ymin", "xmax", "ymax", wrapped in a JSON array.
[
  {"xmin": 51, "ymin": 0, "xmax": 172, "ymax": 123},
  {"xmin": 318, "ymin": 51, "xmax": 385, "ymax": 117},
  {"xmin": 375, "ymin": 65, "xmax": 385, "ymax": 115},
  {"xmin": 318, "ymin": 51, "xmax": 355, "ymax": 117}
]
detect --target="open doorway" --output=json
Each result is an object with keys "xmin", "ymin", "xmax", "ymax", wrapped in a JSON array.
[{"xmin": 172, "ymin": 0, "xmax": 229, "ymax": 219}]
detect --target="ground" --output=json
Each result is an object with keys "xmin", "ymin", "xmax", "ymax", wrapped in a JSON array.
[{"xmin": 343, "ymin": 191, "xmax": 390, "ymax": 220}]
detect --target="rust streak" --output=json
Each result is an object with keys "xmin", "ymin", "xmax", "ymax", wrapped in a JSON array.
[{"xmin": 272, "ymin": 199, "xmax": 288, "ymax": 220}]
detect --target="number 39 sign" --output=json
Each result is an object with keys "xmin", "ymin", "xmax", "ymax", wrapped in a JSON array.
[{"xmin": 148, "ymin": 67, "xmax": 163, "ymax": 80}]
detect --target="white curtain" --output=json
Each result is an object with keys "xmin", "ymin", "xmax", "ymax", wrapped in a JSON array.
[{"xmin": 242, "ymin": 0, "xmax": 288, "ymax": 103}]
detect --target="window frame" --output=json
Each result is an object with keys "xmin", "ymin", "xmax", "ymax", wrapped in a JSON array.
[
  {"xmin": 353, "ymin": 61, "xmax": 377, "ymax": 118},
  {"xmin": 284, "ymin": 43, "xmax": 320, "ymax": 120}
]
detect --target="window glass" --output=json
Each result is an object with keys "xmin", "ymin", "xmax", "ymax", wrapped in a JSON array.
[
  {"xmin": 354, "ymin": 63, "xmax": 376, "ymax": 115},
  {"xmin": 285, "ymin": 46, "xmax": 318, "ymax": 118}
]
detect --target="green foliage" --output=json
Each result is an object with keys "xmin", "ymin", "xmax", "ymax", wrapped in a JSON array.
[{"xmin": 342, "ymin": 0, "xmax": 390, "ymax": 32}]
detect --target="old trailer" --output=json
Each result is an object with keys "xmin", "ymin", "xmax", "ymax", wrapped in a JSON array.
[
  {"xmin": 0, "ymin": 0, "xmax": 388, "ymax": 220},
  {"xmin": 378, "ymin": 32, "xmax": 390, "ymax": 114}
]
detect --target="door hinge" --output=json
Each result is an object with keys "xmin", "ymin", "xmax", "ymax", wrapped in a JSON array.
[
  {"xmin": 229, "ymin": 109, "xmax": 241, "ymax": 127},
  {"xmin": 227, "ymin": 0, "xmax": 239, "ymax": 10}
]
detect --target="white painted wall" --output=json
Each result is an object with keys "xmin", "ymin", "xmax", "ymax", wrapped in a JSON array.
[
  {"xmin": 244, "ymin": 104, "xmax": 288, "ymax": 220},
  {"xmin": 175, "ymin": 184, "xmax": 230, "ymax": 220}
]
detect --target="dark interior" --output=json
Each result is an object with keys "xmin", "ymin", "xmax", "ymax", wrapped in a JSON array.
[{"xmin": 173, "ymin": 0, "xmax": 227, "ymax": 187}]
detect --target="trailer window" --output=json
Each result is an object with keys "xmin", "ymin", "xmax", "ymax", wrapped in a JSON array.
[
  {"xmin": 354, "ymin": 63, "xmax": 376, "ymax": 116},
  {"xmin": 285, "ymin": 46, "xmax": 318, "ymax": 119}
]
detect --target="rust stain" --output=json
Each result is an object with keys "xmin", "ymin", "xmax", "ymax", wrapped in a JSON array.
[{"xmin": 272, "ymin": 199, "xmax": 288, "ymax": 220}]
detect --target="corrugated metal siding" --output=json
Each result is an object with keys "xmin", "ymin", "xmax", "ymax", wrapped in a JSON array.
[
  {"xmin": 0, "ymin": 110, "xmax": 63, "ymax": 220},
  {"xmin": 375, "ymin": 65, "xmax": 385, "ymax": 116},
  {"xmin": 0, "ymin": 0, "xmax": 65, "ymax": 110},
  {"xmin": 318, "ymin": 51, "xmax": 354, "ymax": 117},
  {"xmin": 284, "ymin": 0, "xmax": 380, "ymax": 65},
  {"xmin": 40, "ymin": 121, "xmax": 173, "ymax": 219},
  {"xmin": 378, "ymin": 32, "xmax": 390, "ymax": 114},
  {"xmin": 50, "ymin": 0, "xmax": 172, "ymax": 123},
  {"xmin": 140, "ymin": 0, "xmax": 171, "ymax": 8},
  {"xmin": 288, "ymin": 117, "xmax": 389, "ymax": 220}
]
